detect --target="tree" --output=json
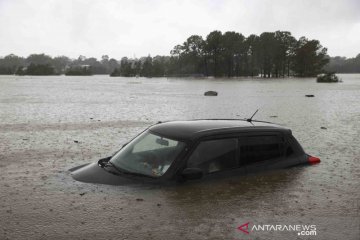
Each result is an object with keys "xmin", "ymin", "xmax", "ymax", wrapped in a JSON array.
[
  {"xmin": 152, "ymin": 56, "xmax": 168, "ymax": 77},
  {"xmin": 273, "ymin": 31, "xmax": 296, "ymax": 77},
  {"xmin": 119, "ymin": 57, "xmax": 134, "ymax": 77},
  {"xmin": 0, "ymin": 30, "xmax": 333, "ymax": 78},
  {"xmin": 292, "ymin": 37, "xmax": 329, "ymax": 77},
  {"xmin": 245, "ymin": 34, "xmax": 260, "ymax": 77},
  {"xmin": 141, "ymin": 55, "xmax": 153, "ymax": 77},
  {"xmin": 258, "ymin": 32, "xmax": 277, "ymax": 77},
  {"xmin": 221, "ymin": 31, "xmax": 245, "ymax": 77},
  {"xmin": 26, "ymin": 63, "xmax": 56, "ymax": 75},
  {"xmin": 65, "ymin": 66, "xmax": 92, "ymax": 76},
  {"xmin": 74, "ymin": 57, "xmax": 107, "ymax": 74},
  {"xmin": 101, "ymin": 55, "xmax": 110, "ymax": 72},
  {"xmin": 182, "ymin": 35, "xmax": 206, "ymax": 75},
  {"xmin": 0, "ymin": 54, "xmax": 25, "ymax": 74},
  {"xmin": 108, "ymin": 58, "xmax": 120, "ymax": 73},
  {"xmin": 52, "ymin": 56, "xmax": 71, "ymax": 74},
  {"xmin": 26, "ymin": 54, "xmax": 53, "ymax": 65},
  {"xmin": 205, "ymin": 31, "xmax": 223, "ymax": 77},
  {"xmin": 324, "ymin": 54, "xmax": 360, "ymax": 73}
]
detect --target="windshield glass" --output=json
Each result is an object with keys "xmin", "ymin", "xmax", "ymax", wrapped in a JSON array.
[{"xmin": 110, "ymin": 131, "xmax": 186, "ymax": 177}]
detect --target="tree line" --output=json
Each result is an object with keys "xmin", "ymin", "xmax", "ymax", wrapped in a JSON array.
[
  {"xmin": 166, "ymin": 30, "xmax": 330, "ymax": 77},
  {"xmin": 324, "ymin": 54, "xmax": 360, "ymax": 73},
  {"xmin": 0, "ymin": 54, "xmax": 119, "ymax": 75},
  {"xmin": 0, "ymin": 30, "xmax": 358, "ymax": 77}
]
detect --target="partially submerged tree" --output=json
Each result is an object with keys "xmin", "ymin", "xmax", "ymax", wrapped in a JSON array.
[
  {"xmin": 1, "ymin": 30, "xmax": 332, "ymax": 77},
  {"xmin": 293, "ymin": 37, "xmax": 329, "ymax": 77}
]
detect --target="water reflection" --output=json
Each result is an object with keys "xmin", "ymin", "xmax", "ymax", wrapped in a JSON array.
[{"xmin": 151, "ymin": 167, "xmax": 305, "ymax": 216}]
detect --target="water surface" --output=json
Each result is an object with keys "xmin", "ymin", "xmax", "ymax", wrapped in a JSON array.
[{"xmin": 0, "ymin": 74, "xmax": 359, "ymax": 239}]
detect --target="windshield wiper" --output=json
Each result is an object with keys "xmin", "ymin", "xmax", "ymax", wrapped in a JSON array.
[
  {"xmin": 104, "ymin": 161, "xmax": 154, "ymax": 178},
  {"xmin": 100, "ymin": 161, "xmax": 123, "ymax": 176},
  {"xmin": 98, "ymin": 157, "xmax": 125, "ymax": 175}
]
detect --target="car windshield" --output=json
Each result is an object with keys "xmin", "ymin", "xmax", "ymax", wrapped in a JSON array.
[{"xmin": 110, "ymin": 131, "xmax": 186, "ymax": 177}]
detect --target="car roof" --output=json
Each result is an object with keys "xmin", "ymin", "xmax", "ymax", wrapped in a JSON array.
[{"xmin": 149, "ymin": 119, "xmax": 291, "ymax": 141}]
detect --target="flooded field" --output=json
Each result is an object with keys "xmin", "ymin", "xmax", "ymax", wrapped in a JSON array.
[{"xmin": 0, "ymin": 74, "xmax": 359, "ymax": 239}]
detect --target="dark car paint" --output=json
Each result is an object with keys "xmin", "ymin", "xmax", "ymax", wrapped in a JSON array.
[
  {"xmin": 176, "ymin": 130, "xmax": 304, "ymax": 176},
  {"xmin": 71, "ymin": 161, "xmax": 169, "ymax": 186},
  {"xmin": 70, "ymin": 119, "xmax": 310, "ymax": 185},
  {"xmin": 71, "ymin": 163, "xmax": 139, "ymax": 186},
  {"xmin": 149, "ymin": 119, "xmax": 291, "ymax": 141}
]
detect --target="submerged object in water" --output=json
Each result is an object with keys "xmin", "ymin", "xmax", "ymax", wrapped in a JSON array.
[
  {"xmin": 70, "ymin": 119, "xmax": 320, "ymax": 186},
  {"xmin": 317, "ymin": 72, "xmax": 340, "ymax": 83},
  {"xmin": 204, "ymin": 91, "xmax": 218, "ymax": 96}
]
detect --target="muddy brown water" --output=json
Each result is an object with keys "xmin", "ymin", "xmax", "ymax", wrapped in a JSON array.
[{"xmin": 0, "ymin": 74, "xmax": 359, "ymax": 239}]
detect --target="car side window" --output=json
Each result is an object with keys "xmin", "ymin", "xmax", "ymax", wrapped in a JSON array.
[
  {"xmin": 187, "ymin": 138, "xmax": 238, "ymax": 174},
  {"xmin": 239, "ymin": 135, "xmax": 284, "ymax": 164}
]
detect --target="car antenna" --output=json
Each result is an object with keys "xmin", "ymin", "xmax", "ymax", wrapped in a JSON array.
[{"xmin": 246, "ymin": 109, "xmax": 259, "ymax": 123}]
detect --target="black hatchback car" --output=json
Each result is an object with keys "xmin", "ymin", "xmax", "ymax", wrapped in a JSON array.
[{"xmin": 70, "ymin": 119, "xmax": 320, "ymax": 185}]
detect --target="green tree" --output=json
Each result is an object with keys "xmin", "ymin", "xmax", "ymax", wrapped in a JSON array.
[
  {"xmin": 65, "ymin": 66, "xmax": 92, "ymax": 76},
  {"xmin": 152, "ymin": 56, "xmax": 168, "ymax": 77},
  {"xmin": 0, "ymin": 54, "xmax": 25, "ymax": 74},
  {"xmin": 22, "ymin": 63, "xmax": 56, "ymax": 75},
  {"xmin": 205, "ymin": 31, "xmax": 223, "ymax": 77},
  {"xmin": 26, "ymin": 53, "xmax": 53, "ymax": 65},
  {"xmin": 258, "ymin": 32, "xmax": 277, "ymax": 77},
  {"xmin": 324, "ymin": 54, "xmax": 360, "ymax": 73},
  {"xmin": 141, "ymin": 55, "xmax": 153, "ymax": 77},
  {"xmin": 182, "ymin": 35, "xmax": 206, "ymax": 75},
  {"xmin": 52, "ymin": 56, "xmax": 71, "ymax": 74},
  {"xmin": 221, "ymin": 31, "xmax": 244, "ymax": 77},
  {"xmin": 244, "ymin": 34, "xmax": 260, "ymax": 77},
  {"xmin": 107, "ymin": 58, "xmax": 120, "ymax": 74},
  {"xmin": 119, "ymin": 57, "xmax": 134, "ymax": 77},
  {"xmin": 292, "ymin": 37, "xmax": 329, "ymax": 77}
]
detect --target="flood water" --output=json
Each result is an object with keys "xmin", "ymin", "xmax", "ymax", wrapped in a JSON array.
[{"xmin": 0, "ymin": 74, "xmax": 359, "ymax": 239}]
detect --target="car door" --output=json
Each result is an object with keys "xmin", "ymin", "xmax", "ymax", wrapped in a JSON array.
[
  {"xmin": 238, "ymin": 133, "xmax": 288, "ymax": 173},
  {"xmin": 186, "ymin": 136, "xmax": 246, "ymax": 180}
]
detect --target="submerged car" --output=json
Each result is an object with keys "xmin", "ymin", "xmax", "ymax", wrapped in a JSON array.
[{"xmin": 70, "ymin": 119, "xmax": 320, "ymax": 185}]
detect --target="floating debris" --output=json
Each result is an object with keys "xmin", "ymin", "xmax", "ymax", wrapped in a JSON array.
[
  {"xmin": 136, "ymin": 198, "xmax": 144, "ymax": 201},
  {"xmin": 305, "ymin": 94, "xmax": 315, "ymax": 97},
  {"xmin": 74, "ymin": 140, "xmax": 79, "ymax": 143},
  {"xmin": 79, "ymin": 192, "xmax": 86, "ymax": 196},
  {"xmin": 321, "ymin": 127, "xmax": 327, "ymax": 130},
  {"xmin": 204, "ymin": 91, "xmax": 218, "ymax": 96}
]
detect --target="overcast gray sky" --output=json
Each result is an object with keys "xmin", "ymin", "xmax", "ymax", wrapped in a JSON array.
[{"xmin": 0, "ymin": 0, "xmax": 359, "ymax": 59}]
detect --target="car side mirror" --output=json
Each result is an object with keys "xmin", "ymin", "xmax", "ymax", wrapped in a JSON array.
[
  {"xmin": 181, "ymin": 168, "xmax": 204, "ymax": 180},
  {"xmin": 98, "ymin": 156, "xmax": 111, "ymax": 167}
]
